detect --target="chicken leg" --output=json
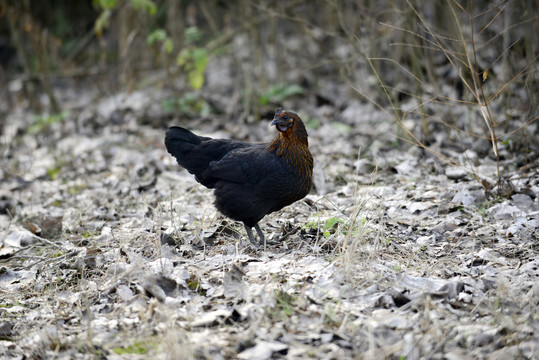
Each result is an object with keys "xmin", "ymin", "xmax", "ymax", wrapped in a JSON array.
[{"xmin": 244, "ymin": 224, "xmax": 265, "ymax": 246}]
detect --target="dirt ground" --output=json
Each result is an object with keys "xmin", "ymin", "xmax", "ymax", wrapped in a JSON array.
[{"xmin": 1, "ymin": 76, "xmax": 538, "ymax": 359}]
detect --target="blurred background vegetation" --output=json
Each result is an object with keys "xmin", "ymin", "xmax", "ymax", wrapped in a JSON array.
[{"xmin": 0, "ymin": 0, "xmax": 537, "ymax": 167}]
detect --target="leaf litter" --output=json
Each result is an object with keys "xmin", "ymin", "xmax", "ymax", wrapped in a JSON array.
[{"xmin": 0, "ymin": 90, "xmax": 538, "ymax": 359}]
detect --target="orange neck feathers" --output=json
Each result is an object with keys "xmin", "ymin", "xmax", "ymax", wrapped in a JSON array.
[{"xmin": 267, "ymin": 118, "xmax": 313, "ymax": 179}]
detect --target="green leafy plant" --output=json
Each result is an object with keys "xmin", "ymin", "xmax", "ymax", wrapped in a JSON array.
[
  {"xmin": 147, "ymin": 29, "xmax": 173, "ymax": 54},
  {"xmin": 177, "ymin": 47, "xmax": 208, "ymax": 90},
  {"xmin": 46, "ymin": 165, "xmax": 62, "ymax": 180},
  {"xmin": 322, "ymin": 217, "xmax": 342, "ymax": 237},
  {"xmin": 93, "ymin": 0, "xmax": 117, "ymax": 37},
  {"xmin": 477, "ymin": 197, "xmax": 502, "ymax": 216},
  {"xmin": 303, "ymin": 216, "xmax": 349, "ymax": 238},
  {"xmin": 162, "ymin": 93, "xmax": 212, "ymax": 116},
  {"xmin": 94, "ymin": 0, "xmax": 157, "ymax": 37},
  {"xmin": 259, "ymin": 84, "xmax": 304, "ymax": 106},
  {"xmin": 28, "ymin": 112, "xmax": 69, "ymax": 134},
  {"xmin": 306, "ymin": 117, "xmax": 321, "ymax": 130},
  {"xmin": 187, "ymin": 277, "xmax": 207, "ymax": 296},
  {"xmin": 331, "ymin": 122, "xmax": 352, "ymax": 133},
  {"xmin": 82, "ymin": 231, "xmax": 95, "ymax": 238},
  {"xmin": 130, "ymin": 0, "xmax": 157, "ymax": 15},
  {"xmin": 272, "ymin": 289, "xmax": 296, "ymax": 318},
  {"xmin": 113, "ymin": 340, "xmax": 156, "ymax": 355},
  {"xmin": 176, "ymin": 26, "xmax": 209, "ymax": 90}
]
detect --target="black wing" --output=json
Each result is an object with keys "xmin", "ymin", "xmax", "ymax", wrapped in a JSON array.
[{"xmin": 165, "ymin": 126, "xmax": 251, "ymax": 187}]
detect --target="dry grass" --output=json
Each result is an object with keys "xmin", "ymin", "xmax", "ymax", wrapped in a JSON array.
[{"xmin": 327, "ymin": 1, "xmax": 538, "ymax": 195}]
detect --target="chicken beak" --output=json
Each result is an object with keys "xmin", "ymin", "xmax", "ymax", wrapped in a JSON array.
[{"xmin": 271, "ymin": 118, "xmax": 292, "ymax": 132}]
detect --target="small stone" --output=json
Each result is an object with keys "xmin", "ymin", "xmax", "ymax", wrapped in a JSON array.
[{"xmin": 446, "ymin": 167, "xmax": 468, "ymax": 180}]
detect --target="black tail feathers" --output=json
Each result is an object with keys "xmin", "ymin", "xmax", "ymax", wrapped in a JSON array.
[{"xmin": 165, "ymin": 127, "xmax": 200, "ymax": 158}]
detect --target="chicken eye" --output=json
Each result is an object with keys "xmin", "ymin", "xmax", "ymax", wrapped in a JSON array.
[{"xmin": 282, "ymin": 115, "xmax": 290, "ymax": 121}]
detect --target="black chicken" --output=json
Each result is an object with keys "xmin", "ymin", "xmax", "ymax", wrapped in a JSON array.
[{"xmin": 164, "ymin": 108, "xmax": 313, "ymax": 246}]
